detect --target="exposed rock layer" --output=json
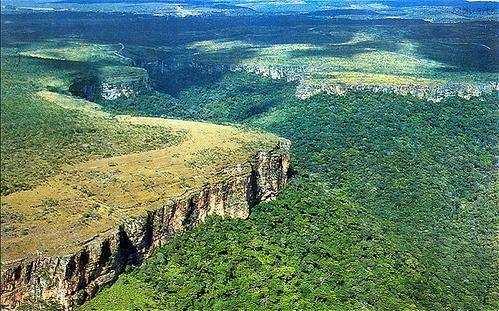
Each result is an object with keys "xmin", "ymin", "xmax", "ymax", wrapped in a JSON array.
[
  {"xmin": 1, "ymin": 142, "xmax": 290, "ymax": 310},
  {"xmin": 140, "ymin": 58, "xmax": 498, "ymax": 102},
  {"xmin": 100, "ymin": 77, "xmax": 150, "ymax": 100}
]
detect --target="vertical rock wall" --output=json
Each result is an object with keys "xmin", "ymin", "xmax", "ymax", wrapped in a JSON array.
[{"xmin": 0, "ymin": 141, "xmax": 290, "ymax": 310}]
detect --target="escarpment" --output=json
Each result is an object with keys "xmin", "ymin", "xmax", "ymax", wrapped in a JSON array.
[
  {"xmin": 69, "ymin": 66, "xmax": 150, "ymax": 101},
  {"xmin": 0, "ymin": 118, "xmax": 290, "ymax": 310}
]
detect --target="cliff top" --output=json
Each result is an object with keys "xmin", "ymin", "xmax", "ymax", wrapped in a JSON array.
[{"xmin": 0, "ymin": 52, "xmax": 286, "ymax": 271}]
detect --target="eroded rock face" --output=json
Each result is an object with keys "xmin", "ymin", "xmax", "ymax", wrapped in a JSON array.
[
  {"xmin": 69, "ymin": 69, "xmax": 150, "ymax": 101},
  {"xmin": 233, "ymin": 63, "xmax": 499, "ymax": 102},
  {"xmin": 100, "ymin": 78, "xmax": 150, "ymax": 100},
  {"xmin": 0, "ymin": 142, "xmax": 290, "ymax": 310}
]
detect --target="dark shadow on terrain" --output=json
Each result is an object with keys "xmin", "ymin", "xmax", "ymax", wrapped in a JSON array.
[
  {"xmin": 2, "ymin": 12, "xmax": 497, "ymax": 82},
  {"xmin": 404, "ymin": 21, "xmax": 498, "ymax": 73},
  {"xmin": 128, "ymin": 45, "xmax": 258, "ymax": 96}
]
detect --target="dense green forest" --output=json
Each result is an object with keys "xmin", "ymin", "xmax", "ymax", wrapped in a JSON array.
[{"xmin": 83, "ymin": 72, "xmax": 498, "ymax": 310}]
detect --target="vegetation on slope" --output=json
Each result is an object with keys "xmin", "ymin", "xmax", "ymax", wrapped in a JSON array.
[{"xmin": 99, "ymin": 71, "xmax": 296, "ymax": 122}]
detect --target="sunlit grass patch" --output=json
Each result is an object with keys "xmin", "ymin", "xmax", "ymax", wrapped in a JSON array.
[
  {"xmin": 19, "ymin": 40, "xmax": 126, "ymax": 64},
  {"xmin": 240, "ymin": 42, "xmax": 446, "ymax": 80},
  {"xmin": 188, "ymin": 39, "xmax": 254, "ymax": 53},
  {"xmin": 37, "ymin": 90, "xmax": 108, "ymax": 116},
  {"xmin": 328, "ymin": 32, "xmax": 375, "ymax": 46},
  {"xmin": 312, "ymin": 72, "xmax": 438, "ymax": 87}
]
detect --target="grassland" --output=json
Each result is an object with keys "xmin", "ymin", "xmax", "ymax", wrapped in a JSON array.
[
  {"xmin": 14, "ymin": 40, "xmax": 147, "ymax": 88},
  {"xmin": 1, "ymin": 111, "xmax": 278, "ymax": 266},
  {"xmin": 0, "ymin": 53, "xmax": 176, "ymax": 195},
  {"xmin": 18, "ymin": 40, "xmax": 127, "ymax": 65}
]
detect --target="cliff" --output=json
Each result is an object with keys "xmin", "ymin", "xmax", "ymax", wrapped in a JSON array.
[
  {"xmin": 69, "ymin": 66, "xmax": 150, "ymax": 101},
  {"xmin": 233, "ymin": 63, "xmax": 499, "ymax": 102},
  {"xmin": 0, "ymin": 118, "xmax": 290, "ymax": 310},
  {"xmin": 99, "ymin": 66, "xmax": 151, "ymax": 100}
]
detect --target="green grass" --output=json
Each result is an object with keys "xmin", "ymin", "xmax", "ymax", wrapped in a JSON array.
[
  {"xmin": 0, "ymin": 55, "xmax": 178, "ymax": 195},
  {"xmin": 18, "ymin": 40, "xmax": 126, "ymax": 65}
]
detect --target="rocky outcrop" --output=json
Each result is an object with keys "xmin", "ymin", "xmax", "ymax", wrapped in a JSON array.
[
  {"xmin": 100, "ymin": 77, "xmax": 150, "ymax": 100},
  {"xmin": 232, "ymin": 63, "xmax": 499, "ymax": 102},
  {"xmin": 0, "ymin": 142, "xmax": 290, "ymax": 310},
  {"xmin": 69, "ymin": 67, "xmax": 150, "ymax": 101},
  {"xmin": 307, "ymin": 80, "xmax": 499, "ymax": 102}
]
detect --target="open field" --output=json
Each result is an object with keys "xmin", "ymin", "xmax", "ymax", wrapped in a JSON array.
[
  {"xmin": 1, "ymin": 110, "xmax": 279, "ymax": 266},
  {"xmin": 0, "ymin": 54, "xmax": 177, "ymax": 195},
  {"xmin": 18, "ymin": 40, "xmax": 127, "ymax": 64}
]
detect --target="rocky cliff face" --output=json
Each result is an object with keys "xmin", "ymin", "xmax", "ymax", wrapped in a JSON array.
[
  {"xmin": 69, "ymin": 67, "xmax": 150, "ymax": 102},
  {"xmin": 233, "ymin": 63, "xmax": 499, "ymax": 102},
  {"xmin": 0, "ymin": 142, "xmax": 290, "ymax": 310},
  {"xmin": 100, "ymin": 76, "xmax": 150, "ymax": 100}
]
